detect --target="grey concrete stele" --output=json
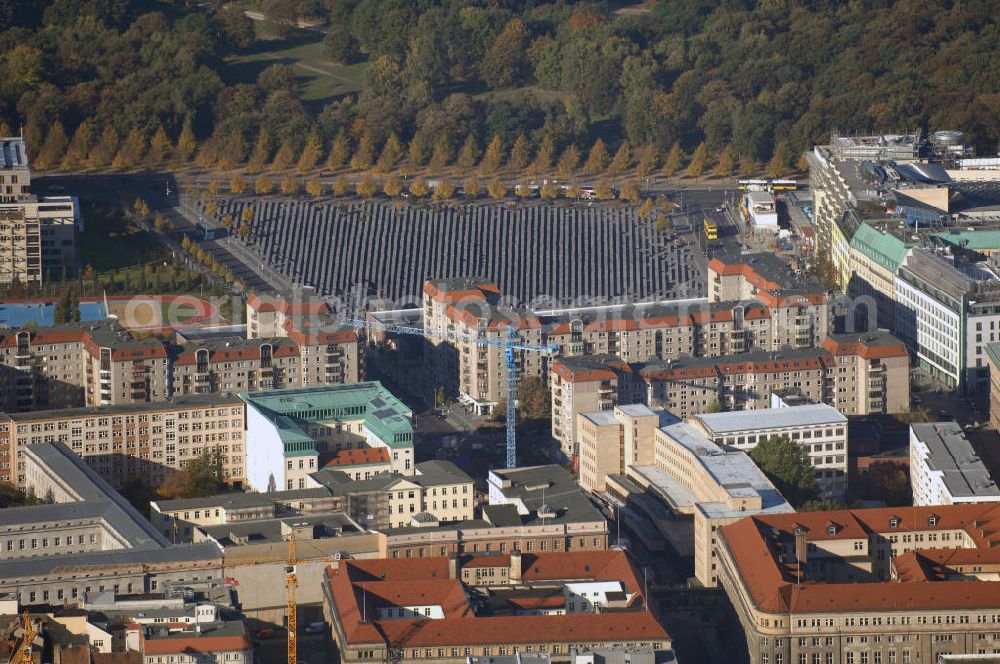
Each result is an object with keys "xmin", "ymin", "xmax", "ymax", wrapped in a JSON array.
[{"xmin": 218, "ymin": 199, "xmax": 704, "ymax": 305}]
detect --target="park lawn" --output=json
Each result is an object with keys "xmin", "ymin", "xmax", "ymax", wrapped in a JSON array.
[
  {"xmin": 79, "ymin": 202, "xmax": 169, "ymax": 273},
  {"xmin": 224, "ymin": 29, "xmax": 369, "ymax": 105}
]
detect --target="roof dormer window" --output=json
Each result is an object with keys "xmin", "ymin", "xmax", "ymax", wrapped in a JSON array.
[
  {"xmin": 928, "ymin": 515, "xmax": 938, "ymax": 527},
  {"xmin": 889, "ymin": 517, "xmax": 900, "ymax": 529}
]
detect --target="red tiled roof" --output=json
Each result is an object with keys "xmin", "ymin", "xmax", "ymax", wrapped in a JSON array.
[
  {"xmin": 142, "ymin": 635, "xmax": 251, "ymax": 655},
  {"xmin": 507, "ymin": 595, "xmax": 565, "ymax": 610},
  {"xmin": 550, "ymin": 359, "xmax": 630, "ymax": 384},
  {"xmin": 821, "ymin": 336, "xmax": 909, "ymax": 359},
  {"xmin": 325, "ymin": 447, "xmax": 391, "ymax": 468},
  {"xmin": 719, "ymin": 504, "xmax": 1000, "ymax": 614},
  {"xmin": 326, "ymin": 550, "xmax": 669, "ymax": 648}
]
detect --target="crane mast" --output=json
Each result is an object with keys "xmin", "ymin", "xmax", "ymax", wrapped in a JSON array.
[
  {"xmin": 8, "ymin": 612, "xmax": 35, "ymax": 664},
  {"xmin": 341, "ymin": 317, "xmax": 557, "ymax": 468},
  {"xmin": 286, "ymin": 533, "xmax": 297, "ymax": 664}
]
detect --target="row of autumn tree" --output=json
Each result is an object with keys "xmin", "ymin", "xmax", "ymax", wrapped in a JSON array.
[
  {"xmin": 22, "ymin": 114, "xmax": 801, "ymax": 180},
  {"xmin": 10, "ymin": 0, "xmax": 996, "ymax": 192}
]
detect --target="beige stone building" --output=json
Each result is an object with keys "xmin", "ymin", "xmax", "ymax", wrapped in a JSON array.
[
  {"xmin": 577, "ymin": 404, "xmax": 670, "ymax": 493},
  {"xmin": 324, "ymin": 551, "xmax": 672, "ymax": 664},
  {"xmin": 310, "ymin": 460, "xmax": 475, "ymax": 530},
  {"xmin": 0, "ymin": 394, "xmax": 246, "ymax": 488},
  {"xmin": 690, "ymin": 404, "xmax": 849, "ymax": 500},
  {"xmin": 381, "ymin": 465, "xmax": 608, "ymax": 559},
  {"xmin": 623, "ymin": 421, "xmax": 793, "ymax": 588},
  {"xmin": 718, "ymin": 503, "xmax": 1000, "ymax": 664}
]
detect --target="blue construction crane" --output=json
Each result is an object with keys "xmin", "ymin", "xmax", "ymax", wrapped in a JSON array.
[{"xmin": 341, "ymin": 317, "xmax": 557, "ymax": 468}]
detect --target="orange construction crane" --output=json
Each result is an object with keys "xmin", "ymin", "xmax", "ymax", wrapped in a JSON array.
[
  {"xmin": 286, "ymin": 533, "xmax": 298, "ymax": 664},
  {"xmin": 8, "ymin": 612, "xmax": 35, "ymax": 664}
]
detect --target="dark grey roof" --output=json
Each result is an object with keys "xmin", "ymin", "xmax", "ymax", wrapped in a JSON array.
[
  {"xmin": 152, "ymin": 493, "xmax": 274, "ymax": 512},
  {"xmin": 0, "ymin": 543, "xmax": 221, "ymax": 580},
  {"xmin": 199, "ymin": 513, "xmax": 358, "ymax": 546},
  {"xmin": 410, "ymin": 461, "xmax": 474, "ymax": 487},
  {"xmin": 490, "ymin": 465, "xmax": 605, "ymax": 525},
  {"xmin": 23, "ymin": 442, "xmax": 168, "ymax": 549},
  {"xmin": 5, "ymin": 394, "xmax": 242, "ymax": 421},
  {"xmin": 483, "ymin": 504, "xmax": 522, "ymax": 528}
]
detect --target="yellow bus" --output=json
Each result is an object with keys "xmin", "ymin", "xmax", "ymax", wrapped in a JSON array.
[{"xmin": 704, "ymin": 218, "xmax": 718, "ymax": 241}]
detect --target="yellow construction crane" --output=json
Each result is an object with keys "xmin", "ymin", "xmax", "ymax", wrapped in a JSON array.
[
  {"xmin": 286, "ymin": 533, "xmax": 298, "ymax": 664},
  {"xmin": 8, "ymin": 611, "xmax": 35, "ymax": 664}
]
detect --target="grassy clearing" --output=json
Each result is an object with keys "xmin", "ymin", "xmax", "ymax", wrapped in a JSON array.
[
  {"xmin": 162, "ymin": 301, "xmax": 199, "ymax": 322},
  {"xmin": 79, "ymin": 202, "xmax": 168, "ymax": 273},
  {"xmin": 224, "ymin": 30, "xmax": 369, "ymax": 104}
]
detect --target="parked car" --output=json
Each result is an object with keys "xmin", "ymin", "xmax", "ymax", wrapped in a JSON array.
[{"xmin": 304, "ymin": 622, "xmax": 326, "ymax": 635}]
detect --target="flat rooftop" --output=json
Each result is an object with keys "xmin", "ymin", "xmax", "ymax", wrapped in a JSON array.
[
  {"xmin": 912, "ymin": 422, "xmax": 1000, "ymax": 499},
  {"xmin": 693, "ymin": 404, "xmax": 847, "ymax": 435},
  {"xmin": 656, "ymin": 422, "xmax": 793, "ymax": 517},
  {"xmin": 0, "ymin": 138, "xmax": 28, "ymax": 170}
]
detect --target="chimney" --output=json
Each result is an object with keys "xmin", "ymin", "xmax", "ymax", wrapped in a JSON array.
[
  {"xmin": 447, "ymin": 554, "xmax": 458, "ymax": 580},
  {"xmin": 510, "ymin": 549, "xmax": 522, "ymax": 583},
  {"xmin": 794, "ymin": 527, "xmax": 808, "ymax": 583}
]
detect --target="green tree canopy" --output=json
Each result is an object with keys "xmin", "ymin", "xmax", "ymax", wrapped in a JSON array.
[{"xmin": 749, "ymin": 436, "xmax": 819, "ymax": 508}]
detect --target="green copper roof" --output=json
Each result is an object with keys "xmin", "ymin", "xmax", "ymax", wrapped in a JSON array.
[
  {"xmin": 240, "ymin": 382, "xmax": 414, "ymax": 456},
  {"xmin": 985, "ymin": 342, "xmax": 1000, "ymax": 370},
  {"xmin": 849, "ymin": 222, "xmax": 914, "ymax": 272},
  {"xmin": 932, "ymin": 230, "xmax": 1000, "ymax": 252}
]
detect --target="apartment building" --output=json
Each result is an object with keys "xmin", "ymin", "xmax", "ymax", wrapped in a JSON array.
[
  {"xmin": 0, "ymin": 320, "xmax": 170, "ymax": 412},
  {"xmin": 910, "ymin": 422, "xmax": 1000, "ymax": 506},
  {"xmin": 0, "ymin": 137, "xmax": 30, "ymax": 202},
  {"xmin": 423, "ymin": 277, "xmax": 548, "ymax": 413},
  {"xmin": 706, "ymin": 253, "xmax": 829, "ymax": 349},
  {"xmin": 240, "ymin": 382, "xmax": 414, "ymax": 492},
  {"xmin": 690, "ymin": 404, "xmax": 849, "ymax": 500},
  {"xmin": 421, "ymin": 256, "xmax": 829, "ymax": 417},
  {"xmin": 246, "ymin": 289, "xmax": 362, "ymax": 385},
  {"xmin": 550, "ymin": 355, "xmax": 642, "ymax": 460},
  {"xmin": 323, "ymin": 550, "xmax": 671, "ymax": 664},
  {"xmin": 0, "ymin": 137, "xmax": 81, "ymax": 284},
  {"xmin": 311, "ymin": 460, "xmax": 475, "ymax": 530},
  {"xmin": 717, "ymin": 503, "xmax": 1000, "ymax": 664},
  {"xmin": 577, "ymin": 405, "xmax": 673, "ymax": 493},
  {"xmin": 0, "ymin": 394, "xmax": 246, "ymax": 488},
  {"xmin": 553, "ymin": 332, "xmax": 909, "ymax": 426},
  {"xmin": 0, "ymin": 315, "xmax": 360, "ymax": 412}
]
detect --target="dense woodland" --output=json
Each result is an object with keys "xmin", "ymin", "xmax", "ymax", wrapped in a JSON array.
[{"xmin": 2, "ymin": 0, "xmax": 999, "ymax": 178}]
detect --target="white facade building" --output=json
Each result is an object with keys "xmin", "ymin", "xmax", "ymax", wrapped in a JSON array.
[
  {"xmin": 910, "ymin": 422, "xmax": 1000, "ymax": 505},
  {"xmin": 690, "ymin": 403, "xmax": 849, "ymax": 500},
  {"xmin": 744, "ymin": 192, "xmax": 778, "ymax": 229}
]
